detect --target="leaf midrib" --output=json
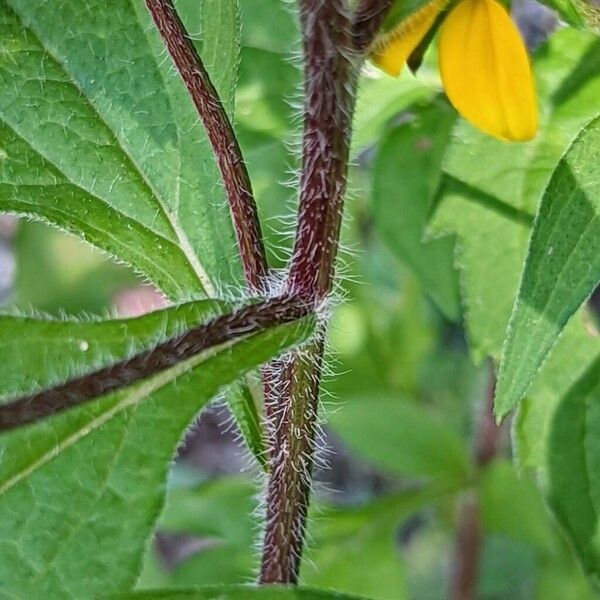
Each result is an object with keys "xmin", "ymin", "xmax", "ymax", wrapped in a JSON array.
[
  {"xmin": 5, "ymin": 1, "xmax": 215, "ymax": 296},
  {"xmin": 0, "ymin": 338, "xmax": 236, "ymax": 498}
]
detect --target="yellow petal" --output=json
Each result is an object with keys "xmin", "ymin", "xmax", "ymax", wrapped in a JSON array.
[
  {"xmin": 371, "ymin": 0, "xmax": 447, "ymax": 77},
  {"xmin": 438, "ymin": 0, "xmax": 538, "ymax": 142}
]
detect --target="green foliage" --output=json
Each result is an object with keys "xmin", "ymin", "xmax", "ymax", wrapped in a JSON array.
[
  {"xmin": 545, "ymin": 357, "xmax": 600, "ymax": 583},
  {"xmin": 514, "ymin": 311, "xmax": 600, "ymax": 582},
  {"xmin": 496, "ymin": 117, "xmax": 600, "ymax": 417},
  {"xmin": 141, "ymin": 478, "xmax": 257, "ymax": 586},
  {"xmin": 0, "ymin": 0, "xmax": 599, "ymax": 597},
  {"xmin": 429, "ymin": 29, "xmax": 600, "ymax": 361},
  {"xmin": 478, "ymin": 461, "xmax": 554, "ymax": 551},
  {"xmin": 373, "ymin": 99, "xmax": 460, "ymax": 320},
  {"xmin": 11, "ymin": 221, "xmax": 135, "ymax": 313},
  {"xmin": 352, "ymin": 73, "xmax": 435, "ymax": 156},
  {"xmin": 0, "ymin": 303, "xmax": 312, "ymax": 598},
  {"xmin": 330, "ymin": 397, "xmax": 470, "ymax": 484},
  {"xmin": 0, "ymin": 0, "xmax": 242, "ymax": 299},
  {"xmin": 234, "ymin": 0, "xmax": 301, "ymax": 265},
  {"xmin": 139, "ymin": 474, "xmax": 438, "ymax": 600},
  {"xmin": 303, "ymin": 492, "xmax": 440, "ymax": 600},
  {"xmin": 420, "ymin": 28, "xmax": 600, "ymax": 579},
  {"xmin": 513, "ymin": 311, "xmax": 599, "ymax": 476},
  {"xmin": 114, "ymin": 586, "xmax": 372, "ymax": 600}
]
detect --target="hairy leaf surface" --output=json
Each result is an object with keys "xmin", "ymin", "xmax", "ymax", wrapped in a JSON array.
[
  {"xmin": 0, "ymin": 0, "xmax": 242, "ymax": 300},
  {"xmin": 0, "ymin": 303, "xmax": 312, "ymax": 598}
]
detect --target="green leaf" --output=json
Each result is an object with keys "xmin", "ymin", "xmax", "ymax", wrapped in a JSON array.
[
  {"xmin": 112, "ymin": 585, "xmax": 374, "ymax": 600},
  {"xmin": 235, "ymin": 1, "xmax": 302, "ymax": 267},
  {"xmin": 545, "ymin": 354, "xmax": 600, "ymax": 581},
  {"xmin": 537, "ymin": 562, "xmax": 600, "ymax": 600},
  {"xmin": 239, "ymin": 0, "xmax": 298, "ymax": 54},
  {"xmin": 429, "ymin": 29, "xmax": 600, "ymax": 362},
  {"xmin": 0, "ymin": 304, "xmax": 312, "ymax": 598},
  {"xmin": 513, "ymin": 311, "xmax": 599, "ymax": 476},
  {"xmin": 0, "ymin": 0, "xmax": 243, "ymax": 302},
  {"xmin": 327, "ymin": 269, "xmax": 437, "ymax": 399},
  {"xmin": 478, "ymin": 460, "xmax": 555, "ymax": 552},
  {"xmin": 0, "ymin": 299, "xmax": 222, "ymax": 396},
  {"xmin": 513, "ymin": 310, "xmax": 600, "ymax": 581},
  {"xmin": 303, "ymin": 492, "xmax": 437, "ymax": 600},
  {"xmin": 373, "ymin": 98, "xmax": 460, "ymax": 320},
  {"xmin": 477, "ymin": 536, "xmax": 538, "ymax": 599},
  {"xmin": 495, "ymin": 117, "xmax": 600, "ymax": 418},
  {"xmin": 141, "ymin": 479, "xmax": 436, "ymax": 599},
  {"xmin": 141, "ymin": 478, "xmax": 258, "ymax": 587},
  {"xmin": 330, "ymin": 396, "xmax": 470, "ymax": 483},
  {"xmin": 225, "ymin": 380, "xmax": 265, "ymax": 468},
  {"xmin": 352, "ymin": 73, "xmax": 435, "ymax": 156},
  {"xmin": 0, "ymin": 0, "xmax": 267, "ymax": 479},
  {"xmin": 193, "ymin": 0, "xmax": 240, "ymax": 111}
]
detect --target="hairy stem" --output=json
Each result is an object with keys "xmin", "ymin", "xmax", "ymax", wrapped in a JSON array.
[
  {"xmin": 285, "ymin": 5, "xmax": 357, "ymax": 303},
  {"xmin": 259, "ymin": 0, "xmax": 359, "ymax": 584},
  {"xmin": 145, "ymin": 0, "xmax": 268, "ymax": 291},
  {"xmin": 352, "ymin": 0, "xmax": 393, "ymax": 51},
  {"xmin": 451, "ymin": 367, "xmax": 502, "ymax": 600},
  {"xmin": 0, "ymin": 296, "xmax": 310, "ymax": 432}
]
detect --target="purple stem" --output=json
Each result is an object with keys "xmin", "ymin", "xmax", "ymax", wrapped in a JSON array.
[
  {"xmin": 145, "ymin": 0, "xmax": 268, "ymax": 292},
  {"xmin": 0, "ymin": 296, "xmax": 311, "ymax": 432}
]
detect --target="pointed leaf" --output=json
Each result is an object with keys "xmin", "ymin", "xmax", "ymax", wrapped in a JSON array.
[
  {"xmin": 429, "ymin": 29, "xmax": 600, "ymax": 362},
  {"xmin": 0, "ymin": 304, "xmax": 312, "ymax": 598},
  {"xmin": 0, "ymin": 0, "xmax": 243, "ymax": 301},
  {"xmin": 514, "ymin": 316, "xmax": 600, "ymax": 581},
  {"xmin": 495, "ymin": 117, "xmax": 600, "ymax": 418}
]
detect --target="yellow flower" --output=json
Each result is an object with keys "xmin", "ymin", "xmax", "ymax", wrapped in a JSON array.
[{"xmin": 371, "ymin": 0, "xmax": 538, "ymax": 142}]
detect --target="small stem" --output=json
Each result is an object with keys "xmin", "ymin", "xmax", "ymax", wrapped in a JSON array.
[
  {"xmin": 352, "ymin": 0, "xmax": 394, "ymax": 51},
  {"xmin": 259, "ymin": 0, "xmax": 358, "ymax": 584},
  {"xmin": 285, "ymin": 2, "xmax": 358, "ymax": 302},
  {"xmin": 0, "ymin": 296, "xmax": 311, "ymax": 432},
  {"xmin": 260, "ymin": 340, "xmax": 324, "ymax": 583},
  {"xmin": 450, "ymin": 366, "xmax": 501, "ymax": 600},
  {"xmin": 474, "ymin": 368, "xmax": 502, "ymax": 468},
  {"xmin": 451, "ymin": 495, "xmax": 482, "ymax": 600},
  {"xmin": 145, "ymin": 0, "xmax": 268, "ymax": 291}
]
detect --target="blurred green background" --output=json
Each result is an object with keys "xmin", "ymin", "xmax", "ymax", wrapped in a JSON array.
[{"xmin": 0, "ymin": 0, "xmax": 597, "ymax": 598}]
